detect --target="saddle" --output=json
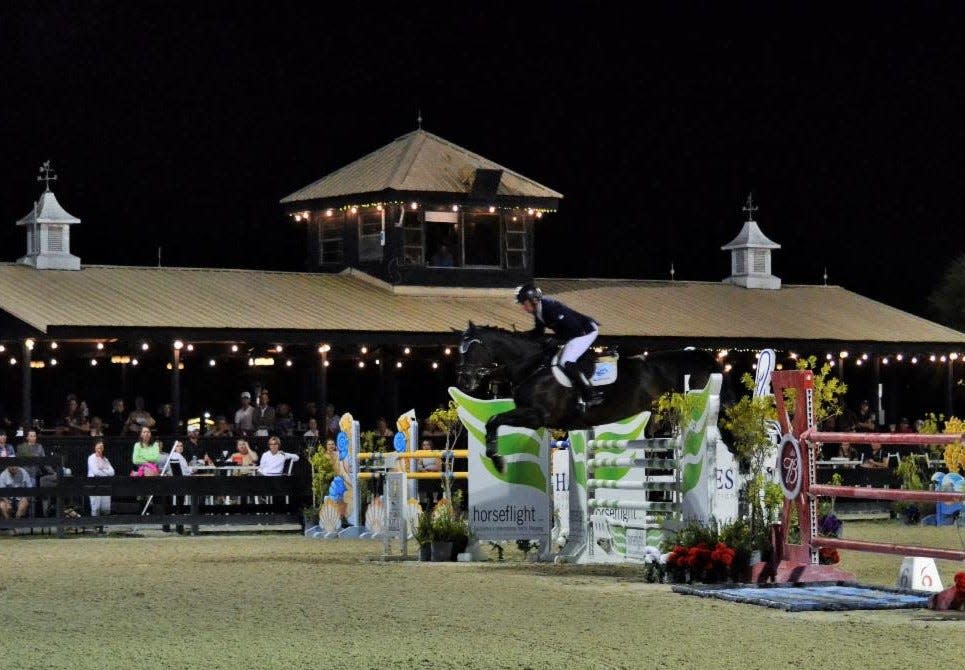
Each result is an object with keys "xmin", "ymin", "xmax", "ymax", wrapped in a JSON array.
[{"xmin": 549, "ymin": 346, "xmax": 619, "ymax": 388}]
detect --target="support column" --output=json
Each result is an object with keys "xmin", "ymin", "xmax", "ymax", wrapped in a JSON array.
[
  {"xmin": 21, "ymin": 339, "xmax": 33, "ymax": 430},
  {"xmin": 946, "ymin": 357, "xmax": 954, "ymax": 417},
  {"xmin": 172, "ymin": 343, "xmax": 182, "ymax": 434}
]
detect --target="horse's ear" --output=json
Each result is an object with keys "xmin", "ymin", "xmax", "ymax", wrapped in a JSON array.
[{"xmin": 466, "ymin": 320, "xmax": 477, "ymax": 333}]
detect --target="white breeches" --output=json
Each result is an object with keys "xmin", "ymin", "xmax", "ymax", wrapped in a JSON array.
[
  {"xmin": 560, "ymin": 327, "xmax": 598, "ymax": 365},
  {"xmin": 89, "ymin": 496, "xmax": 111, "ymax": 516}
]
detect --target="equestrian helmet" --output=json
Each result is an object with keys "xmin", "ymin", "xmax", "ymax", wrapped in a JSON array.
[{"xmin": 515, "ymin": 283, "xmax": 542, "ymax": 303}]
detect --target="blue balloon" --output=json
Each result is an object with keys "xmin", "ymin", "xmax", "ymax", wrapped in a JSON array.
[
  {"xmin": 393, "ymin": 432, "xmax": 407, "ymax": 453},
  {"xmin": 337, "ymin": 432, "xmax": 349, "ymax": 460},
  {"xmin": 328, "ymin": 475, "xmax": 346, "ymax": 502}
]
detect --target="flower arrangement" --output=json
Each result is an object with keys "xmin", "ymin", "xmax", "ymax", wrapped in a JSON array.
[
  {"xmin": 818, "ymin": 547, "xmax": 840, "ymax": 565},
  {"xmin": 817, "ymin": 512, "xmax": 842, "ymax": 564},
  {"xmin": 661, "ymin": 520, "xmax": 746, "ymax": 583}
]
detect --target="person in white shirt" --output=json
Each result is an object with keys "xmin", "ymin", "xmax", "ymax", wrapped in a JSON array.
[
  {"xmin": 86, "ymin": 440, "xmax": 115, "ymax": 516},
  {"xmin": 257, "ymin": 436, "xmax": 297, "ymax": 476},
  {"xmin": 234, "ymin": 391, "xmax": 255, "ymax": 435},
  {"xmin": 0, "ymin": 465, "xmax": 34, "ymax": 519}
]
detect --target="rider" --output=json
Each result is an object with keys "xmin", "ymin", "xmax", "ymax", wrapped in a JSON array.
[{"xmin": 515, "ymin": 282, "xmax": 603, "ymax": 409}]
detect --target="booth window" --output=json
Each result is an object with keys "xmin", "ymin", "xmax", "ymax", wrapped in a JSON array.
[
  {"xmin": 463, "ymin": 213, "xmax": 500, "ymax": 267},
  {"xmin": 320, "ymin": 216, "xmax": 343, "ymax": 264},
  {"xmin": 358, "ymin": 209, "xmax": 383, "ymax": 262}
]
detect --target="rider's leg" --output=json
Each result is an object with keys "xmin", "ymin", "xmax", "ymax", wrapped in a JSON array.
[{"xmin": 559, "ymin": 328, "xmax": 602, "ymax": 407}]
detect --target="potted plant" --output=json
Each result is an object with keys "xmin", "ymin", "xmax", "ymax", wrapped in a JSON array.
[
  {"xmin": 429, "ymin": 500, "xmax": 470, "ymax": 561},
  {"xmin": 413, "ymin": 505, "xmax": 434, "ymax": 561}
]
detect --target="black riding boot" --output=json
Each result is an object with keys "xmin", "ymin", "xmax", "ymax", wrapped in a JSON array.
[{"xmin": 562, "ymin": 362, "xmax": 603, "ymax": 410}]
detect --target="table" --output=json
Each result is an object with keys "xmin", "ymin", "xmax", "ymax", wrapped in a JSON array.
[{"xmin": 190, "ymin": 465, "xmax": 258, "ymax": 476}]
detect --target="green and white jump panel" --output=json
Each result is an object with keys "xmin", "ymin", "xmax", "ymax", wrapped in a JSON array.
[
  {"xmin": 449, "ymin": 388, "xmax": 553, "ymax": 554},
  {"xmin": 556, "ymin": 374, "xmax": 724, "ymax": 565}
]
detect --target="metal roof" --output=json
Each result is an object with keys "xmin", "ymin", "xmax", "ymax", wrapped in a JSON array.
[
  {"xmin": 280, "ymin": 129, "xmax": 563, "ymax": 204},
  {"xmin": 0, "ymin": 263, "xmax": 962, "ymax": 346},
  {"xmin": 17, "ymin": 191, "xmax": 81, "ymax": 226}
]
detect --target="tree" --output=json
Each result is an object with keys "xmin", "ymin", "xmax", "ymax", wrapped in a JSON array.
[{"xmin": 928, "ymin": 253, "xmax": 965, "ymax": 331}]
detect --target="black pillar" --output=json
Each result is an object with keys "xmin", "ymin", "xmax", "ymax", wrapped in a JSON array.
[
  {"xmin": 873, "ymin": 356, "xmax": 882, "ymax": 427},
  {"xmin": 319, "ymin": 348, "xmax": 328, "ymax": 415},
  {"xmin": 947, "ymin": 358, "xmax": 954, "ymax": 417}
]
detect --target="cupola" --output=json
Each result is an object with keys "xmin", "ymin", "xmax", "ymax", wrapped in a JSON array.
[
  {"xmin": 721, "ymin": 194, "xmax": 781, "ymax": 289},
  {"xmin": 17, "ymin": 162, "xmax": 81, "ymax": 271}
]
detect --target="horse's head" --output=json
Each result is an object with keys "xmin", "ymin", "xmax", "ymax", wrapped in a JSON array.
[{"xmin": 456, "ymin": 321, "xmax": 500, "ymax": 393}]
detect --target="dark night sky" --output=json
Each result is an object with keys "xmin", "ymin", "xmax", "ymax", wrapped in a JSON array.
[{"xmin": 2, "ymin": 3, "xmax": 964, "ymax": 318}]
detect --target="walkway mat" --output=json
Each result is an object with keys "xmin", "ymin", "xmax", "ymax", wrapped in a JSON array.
[{"xmin": 672, "ymin": 582, "xmax": 931, "ymax": 611}]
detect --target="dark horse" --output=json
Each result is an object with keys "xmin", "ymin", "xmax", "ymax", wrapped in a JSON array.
[{"xmin": 456, "ymin": 322, "xmax": 729, "ymax": 464}]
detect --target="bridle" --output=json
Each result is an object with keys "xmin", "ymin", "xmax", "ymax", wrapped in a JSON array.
[{"xmin": 457, "ymin": 336, "xmax": 503, "ymax": 391}]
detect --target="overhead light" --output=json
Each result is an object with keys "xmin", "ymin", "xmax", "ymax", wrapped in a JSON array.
[
  {"xmin": 326, "ymin": 209, "xmax": 334, "ymax": 217},
  {"xmin": 0, "ymin": 345, "xmax": 5, "ymax": 353},
  {"xmin": 174, "ymin": 340, "xmax": 184, "ymax": 350},
  {"xmin": 275, "ymin": 345, "xmax": 283, "ymax": 353},
  {"xmin": 286, "ymin": 359, "xmax": 293, "ymax": 367},
  {"xmin": 141, "ymin": 343, "xmax": 149, "ymax": 351},
  {"xmin": 410, "ymin": 202, "xmax": 418, "ymax": 210},
  {"xmin": 839, "ymin": 351, "xmax": 848, "ymax": 359},
  {"xmin": 165, "ymin": 362, "xmax": 185, "ymax": 370},
  {"xmin": 50, "ymin": 358, "xmax": 57, "ymax": 366},
  {"xmin": 882, "ymin": 358, "xmax": 889, "ymax": 365},
  {"xmin": 376, "ymin": 204, "xmax": 383, "ymax": 211},
  {"xmin": 360, "ymin": 346, "xmax": 368, "ymax": 354},
  {"xmin": 97, "ymin": 342, "xmax": 105, "ymax": 350},
  {"xmin": 911, "ymin": 357, "xmax": 918, "ymax": 364},
  {"xmin": 186, "ymin": 344, "xmax": 194, "ymax": 352},
  {"xmin": 536, "ymin": 211, "xmax": 543, "ymax": 219},
  {"xmin": 404, "ymin": 347, "xmax": 411, "ymax": 355},
  {"xmin": 131, "ymin": 358, "xmax": 139, "ymax": 366},
  {"xmin": 396, "ymin": 361, "xmax": 402, "ymax": 369},
  {"xmin": 323, "ymin": 360, "xmax": 330, "ymax": 367},
  {"xmin": 209, "ymin": 359, "xmax": 216, "ymax": 367},
  {"xmin": 8, "ymin": 357, "xmax": 16, "ymax": 365},
  {"xmin": 375, "ymin": 358, "xmax": 380, "ymax": 365},
  {"xmin": 488, "ymin": 206, "xmax": 496, "ymax": 213},
  {"xmin": 444, "ymin": 347, "xmax": 451, "ymax": 356},
  {"xmin": 930, "ymin": 354, "xmax": 937, "ymax": 362},
  {"xmin": 231, "ymin": 344, "xmax": 239, "ymax": 352},
  {"xmin": 90, "ymin": 359, "xmax": 98, "ymax": 366},
  {"xmin": 350, "ymin": 206, "xmax": 358, "ymax": 214},
  {"xmin": 527, "ymin": 208, "xmax": 534, "ymax": 215},
  {"xmin": 50, "ymin": 342, "xmax": 58, "ymax": 350},
  {"xmin": 358, "ymin": 361, "xmax": 365, "ymax": 368},
  {"xmin": 896, "ymin": 354, "xmax": 904, "ymax": 361},
  {"xmin": 318, "ymin": 344, "xmax": 331, "ymax": 354},
  {"xmin": 25, "ymin": 338, "xmax": 34, "ymax": 351},
  {"xmin": 431, "ymin": 362, "xmax": 438, "ymax": 369}
]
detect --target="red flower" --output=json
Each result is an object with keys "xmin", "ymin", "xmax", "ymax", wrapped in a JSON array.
[
  {"xmin": 818, "ymin": 547, "xmax": 840, "ymax": 565},
  {"xmin": 954, "ymin": 571, "xmax": 965, "ymax": 594},
  {"xmin": 711, "ymin": 543, "xmax": 735, "ymax": 567}
]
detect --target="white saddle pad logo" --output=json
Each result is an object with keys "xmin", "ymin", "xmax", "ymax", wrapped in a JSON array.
[{"xmin": 550, "ymin": 353, "xmax": 618, "ymax": 387}]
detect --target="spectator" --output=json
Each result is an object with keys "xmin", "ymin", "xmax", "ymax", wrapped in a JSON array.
[
  {"xmin": 206, "ymin": 415, "xmax": 233, "ymax": 438},
  {"xmin": 430, "ymin": 244, "xmax": 454, "ymax": 267},
  {"xmin": 86, "ymin": 439, "xmax": 115, "ymax": 517},
  {"xmin": 125, "ymin": 396, "xmax": 156, "ymax": 435},
  {"xmin": 0, "ymin": 465, "xmax": 33, "ymax": 521},
  {"xmin": 155, "ymin": 403, "xmax": 176, "ymax": 436},
  {"xmin": 131, "ymin": 426, "xmax": 164, "ymax": 475},
  {"xmin": 257, "ymin": 436, "xmax": 297, "ymax": 476},
  {"xmin": 303, "ymin": 418, "xmax": 320, "ymax": 438},
  {"xmin": 234, "ymin": 391, "xmax": 255, "ymax": 435},
  {"xmin": 230, "ymin": 439, "xmax": 259, "ymax": 466},
  {"xmin": 862, "ymin": 442, "xmax": 889, "ymax": 469},
  {"xmin": 275, "ymin": 403, "xmax": 294, "ymax": 436},
  {"xmin": 418, "ymin": 438, "xmax": 441, "ymax": 472},
  {"xmin": 301, "ymin": 402, "xmax": 319, "ymax": 433},
  {"xmin": 0, "ymin": 432, "xmax": 13, "ymax": 457},
  {"xmin": 253, "ymin": 390, "xmax": 276, "ymax": 437},
  {"xmin": 109, "ymin": 399, "xmax": 127, "ymax": 436},
  {"xmin": 837, "ymin": 442, "xmax": 858, "ymax": 461},
  {"xmin": 183, "ymin": 426, "xmax": 212, "ymax": 465},
  {"xmin": 88, "ymin": 416, "xmax": 105, "ymax": 437},
  {"xmin": 62, "ymin": 394, "xmax": 89, "ymax": 435},
  {"xmin": 896, "ymin": 417, "xmax": 915, "ymax": 433},
  {"xmin": 854, "ymin": 399, "xmax": 875, "ymax": 432},
  {"xmin": 17, "ymin": 429, "xmax": 56, "ymax": 486},
  {"xmin": 323, "ymin": 404, "xmax": 339, "ymax": 440}
]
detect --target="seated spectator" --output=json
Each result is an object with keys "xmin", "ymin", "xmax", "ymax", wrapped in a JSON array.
[
  {"xmin": 0, "ymin": 465, "xmax": 33, "ymax": 521},
  {"xmin": 125, "ymin": 396, "xmax": 156, "ymax": 435},
  {"xmin": 182, "ymin": 425, "xmax": 212, "ymax": 464},
  {"xmin": 131, "ymin": 426, "xmax": 164, "ymax": 475},
  {"xmin": 230, "ymin": 439, "xmax": 259, "ymax": 467},
  {"xmin": 837, "ymin": 442, "xmax": 859, "ymax": 461},
  {"xmin": 862, "ymin": 442, "xmax": 889, "ymax": 469},
  {"xmin": 166, "ymin": 441, "xmax": 193, "ymax": 475},
  {"xmin": 205, "ymin": 415, "xmax": 233, "ymax": 438},
  {"xmin": 62, "ymin": 394, "xmax": 89, "ymax": 435},
  {"xmin": 155, "ymin": 403, "xmax": 176, "ymax": 436},
  {"xmin": 896, "ymin": 417, "xmax": 915, "ymax": 433},
  {"xmin": 301, "ymin": 401, "xmax": 319, "ymax": 433},
  {"xmin": 0, "ymin": 432, "xmax": 13, "ymax": 457},
  {"xmin": 303, "ymin": 418, "xmax": 320, "ymax": 438},
  {"xmin": 275, "ymin": 403, "xmax": 295, "ymax": 436},
  {"xmin": 418, "ymin": 438, "xmax": 441, "ymax": 472},
  {"xmin": 87, "ymin": 439, "xmax": 115, "ymax": 516},
  {"xmin": 257, "ymin": 436, "xmax": 297, "ymax": 476},
  {"xmin": 17, "ymin": 429, "xmax": 56, "ymax": 487},
  {"xmin": 88, "ymin": 416, "xmax": 105, "ymax": 437}
]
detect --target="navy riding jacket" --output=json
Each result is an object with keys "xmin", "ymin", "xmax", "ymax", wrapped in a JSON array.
[{"xmin": 531, "ymin": 297, "xmax": 599, "ymax": 340}]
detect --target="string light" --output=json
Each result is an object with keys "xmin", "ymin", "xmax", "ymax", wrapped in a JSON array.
[
  {"xmin": 911, "ymin": 357, "xmax": 918, "ymax": 364},
  {"xmin": 209, "ymin": 359, "xmax": 216, "ymax": 367},
  {"xmin": 952, "ymin": 353, "xmax": 960, "ymax": 361},
  {"xmin": 286, "ymin": 359, "xmax": 293, "ymax": 367},
  {"xmin": 929, "ymin": 354, "xmax": 937, "ymax": 362},
  {"xmin": 50, "ymin": 358, "xmax": 57, "ymax": 366},
  {"xmin": 882, "ymin": 358, "xmax": 889, "ymax": 365},
  {"xmin": 97, "ymin": 342, "xmax": 105, "ymax": 350},
  {"xmin": 410, "ymin": 202, "xmax": 418, "ymax": 210},
  {"xmin": 174, "ymin": 340, "xmax": 184, "ymax": 350},
  {"xmin": 186, "ymin": 344, "xmax": 194, "ymax": 352},
  {"xmin": 839, "ymin": 351, "xmax": 849, "ymax": 359},
  {"xmin": 90, "ymin": 359, "xmax": 98, "ymax": 366},
  {"xmin": 358, "ymin": 361, "xmax": 365, "ymax": 368},
  {"xmin": 275, "ymin": 345, "xmax": 283, "ymax": 353},
  {"xmin": 50, "ymin": 342, "xmax": 58, "ymax": 350},
  {"xmin": 855, "ymin": 359, "xmax": 863, "ymax": 366},
  {"xmin": 360, "ymin": 346, "xmax": 368, "ymax": 354},
  {"xmin": 0, "ymin": 345, "xmax": 5, "ymax": 353},
  {"xmin": 826, "ymin": 353, "xmax": 833, "ymax": 361},
  {"xmin": 940, "ymin": 355, "xmax": 947, "ymax": 363},
  {"xmin": 431, "ymin": 362, "xmax": 439, "ymax": 369},
  {"xmin": 30, "ymin": 361, "xmax": 44, "ymax": 369},
  {"xmin": 861, "ymin": 353, "xmax": 868, "ymax": 361},
  {"xmin": 444, "ymin": 347, "xmax": 451, "ymax": 356},
  {"xmin": 896, "ymin": 354, "xmax": 904, "ymax": 361},
  {"xmin": 723, "ymin": 363, "xmax": 733, "ymax": 373},
  {"xmin": 231, "ymin": 344, "xmax": 239, "ymax": 353},
  {"xmin": 323, "ymin": 360, "xmax": 330, "ymax": 367},
  {"xmin": 318, "ymin": 344, "xmax": 331, "ymax": 353},
  {"xmin": 396, "ymin": 361, "xmax": 403, "ymax": 369},
  {"xmin": 8, "ymin": 357, "xmax": 16, "ymax": 365},
  {"xmin": 141, "ymin": 343, "xmax": 149, "ymax": 351},
  {"xmin": 132, "ymin": 358, "xmax": 139, "ymax": 366},
  {"xmin": 25, "ymin": 338, "xmax": 34, "ymax": 351},
  {"xmin": 326, "ymin": 209, "xmax": 334, "ymax": 217},
  {"xmin": 404, "ymin": 347, "xmax": 411, "ymax": 355}
]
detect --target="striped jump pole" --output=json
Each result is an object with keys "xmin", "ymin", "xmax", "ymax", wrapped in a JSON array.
[{"xmin": 766, "ymin": 369, "xmax": 965, "ymax": 610}]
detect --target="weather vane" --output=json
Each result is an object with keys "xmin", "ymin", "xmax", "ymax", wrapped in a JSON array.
[
  {"xmin": 38, "ymin": 160, "xmax": 57, "ymax": 192},
  {"xmin": 742, "ymin": 192, "xmax": 757, "ymax": 221}
]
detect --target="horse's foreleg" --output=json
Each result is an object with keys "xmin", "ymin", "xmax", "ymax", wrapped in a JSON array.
[{"xmin": 485, "ymin": 408, "xmax": 549, "ymax": 473}]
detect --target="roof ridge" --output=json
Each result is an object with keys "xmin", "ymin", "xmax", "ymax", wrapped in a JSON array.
[{"xmin": 386, "ymin": 130, "xmax": 427, "ymax": 186}]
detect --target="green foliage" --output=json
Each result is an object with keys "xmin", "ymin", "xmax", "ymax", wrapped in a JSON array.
[
  {"xmin": 653, "ymin": 391, "xmax": 702, "ymax": 435},
  {"xmin": 413, "ymin": 506, "xmax": 434, "ymax": 546},
  {"xmin": 720, "ymin": 372, "xmax": 776, "ymax": 472},
  {"xmin": 429, "ymin": 500, "xmax": 470, "ymax": 546},
  {"xmin": 305, "ymin": 441, "xmax": 336, "ymax": 508},
  {"xmin": 791, "ymin": 356, "xmax": 847, "ymax": 427},
  {"xmin": 428, "ymin": 401, "xmax": 463, "ymax": 449},
  {"xmin": 928, "ymin": 253, "xmax": 965, "ymax": 331},
  {"xmin": 360, "ymin": 430, "xmax": 391, "ymax": 453}
]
